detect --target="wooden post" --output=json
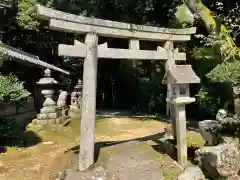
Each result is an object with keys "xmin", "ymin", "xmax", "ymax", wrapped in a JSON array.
[
  {"xmin": 129, "ymin": 39, "xmax": 140, "ymax": 68},
  {"xmin": 170, "ymin": 104, "xmax": 176, "ymax": 140},
  {"xmin": 175, "ymin": 105, "xmax": 187, "ymax": 166},
  {"xmin": 164, "ymin": 41, "xmax": 177, "ymax": 139},
  {"xmin": 129, "ymin": 39, "xmax": 140, "ymax": 50},
  {"xmin": 166, "ymin": 84, "xmax": 171, "ymax": 116},
  {"xmin": 78, "ymin": 33, "xmax": 98, "ymax": 171}
]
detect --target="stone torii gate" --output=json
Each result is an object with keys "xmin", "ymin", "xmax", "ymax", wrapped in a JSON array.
[{"xmin": 36, "ymin": 4, "xmax": 197, "ymax": 170}]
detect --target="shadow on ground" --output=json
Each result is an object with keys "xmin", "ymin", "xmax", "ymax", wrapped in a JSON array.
[
  {"xmin": 65, "ymin": 132, "xmax": 166, "ymax": 163},
  {"xmin": 151, "ymin": 139, "xmax": 200, "ymax": 164},
  {"xmin": 0, "ymin": 122, "xmax": 42, "ymax": 153}
]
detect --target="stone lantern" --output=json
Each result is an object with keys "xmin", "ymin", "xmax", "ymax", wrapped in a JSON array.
[
  {"xmin": 163, "ymin": 64, "xmax": 200, "ymax": 166},
  {"xmin": 75, "ymin": 79, "xmax": 83, "ymax": 108},
  {"xmin": 35, "ymin": 68, "xmax": 58, "ymax": 125},
  {"xmin": 69, "ymin": 79, "xmax": 83, "ymax": 118}
]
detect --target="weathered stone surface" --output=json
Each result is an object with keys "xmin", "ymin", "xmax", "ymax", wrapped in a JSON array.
[
  {"xmin": 177, "ymin": 166, "xmax": 205, "ymax": 180},
  {"xmin": 59, "ymin": 43, "xmax": 187, "ymax": 60},
  {"xmin": 37, "ymin": 113, "xmax": 47, "ymax": 120},
  {"xmin": 65, "ymin": 141, "xmax": 164, "ymax": 180},
  {"xmin": 37, "ymin": 4, "xmax": 196, "ymax": 42},
  {"xmin": 37, "ymin": 4, "xmax": 196, "ymax": 35},
  {"xmin": 65, "ymin": 166, "xmax": 107, "ymax": 180},
  {"xmin": 216, "ymin": 109, "xmax": 227, "ymax": 122},
  {"xmin": 162, "ymin": 135, "xmax": 176, "ymax": 156},
  {"xmin": 198, "ymin": 120, "xmax": 221, "ymax": 146},
  {"xmin": 69, "ymin": 105, "xmax": 80, "ymax": 113},
  {"xmin": 40, "ymin": 106, "xmax": 57, "ymax": 114},
  {"xmin": 57, "ymin": 91, "xmax": 68, "ymax": 107},
  {"xmin": 47, "ymin": 112, "xmax": 58, "ymax": 119},
  {"xmin": 199, "ymin": 109, "xmax": 240, "ymax": 147},
  {"xmin": 78, "ymin": 33, "xmax": 98, "ymax": 171},
  {"xmin": 195, "ymin": 143, "xmax": 240, "ymax": 179},
  {"xmin": 43, "ymin": 97, "xmax": 56, "ymax": 107},
  {"xmin": 234, "ymin": 98, "xmax": 240, "ymax": 116},
  {"xmin": 221, "ymin": 136, "xmax": 239, "ymax": 145},
  {"xmin": 69, "ymin": 112, "xmax": 81, "ymax": 119}
]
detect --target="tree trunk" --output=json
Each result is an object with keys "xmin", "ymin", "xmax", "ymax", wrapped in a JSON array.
[{"xmin": 184, "ymin": 0, "xmax": 236, "ymax": 60}]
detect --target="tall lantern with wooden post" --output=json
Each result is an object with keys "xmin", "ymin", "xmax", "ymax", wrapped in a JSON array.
[{"xmin": 163, "ymin": 64, "xmax": 200, "ymax": 165}]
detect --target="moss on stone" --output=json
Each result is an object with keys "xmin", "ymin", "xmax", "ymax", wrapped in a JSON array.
[{"xmin": 187, "ymin": 131, "xmax": 205, "ymax": 148}]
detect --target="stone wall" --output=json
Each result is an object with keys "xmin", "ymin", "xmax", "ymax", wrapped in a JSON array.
[{"xmin": 0, "ymin": 98, "xmax": 37, "ymax": 123}]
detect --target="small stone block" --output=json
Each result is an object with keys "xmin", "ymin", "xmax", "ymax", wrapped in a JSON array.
[
  {"xmin": 32, "ymin": 119, "xmax": 37, "ymax": 124},
  {"xmin": 40, "ymin": 106, "xmax": 57, "ymax": 113},
  {"xmin": 34, "ymin": 119, "xmax": 46, "ymax": 125},
  {"xmin": 37, "ymin": 113, "xmax": 47, "ymax": 120},
  {"xmin": 177, "ymin": 166, "xmax": 205, "ymax": 180},
  {"xmin": 47, "ymin": 112, "xmax": 58, "ymax": 119},
  {"xmin": 69, "ymin": 112, "xmax": 81, "ymax": 119},
  {"xmin": 69, "ymin": 105, "xmax": 80, "ymax": 113},
  {"xmin": 43, "ymin": 97, "xmax": 56, "ymax": 107},
  {"xmin": 48, "ymin": 119, "xmax": 56, "ymax": 125}
]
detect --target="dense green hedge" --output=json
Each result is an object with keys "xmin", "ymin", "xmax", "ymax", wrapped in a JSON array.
[
  {"xmin": 0, "ymin": 75, "xmax": 30, "ymax": 105},
  {"xmin": 0, "ymin": 116, "xmax": 15, "ymax": 139},
  {"xmin": 0, "ymin": 75, "xmax": 31, "ymax": 138}
]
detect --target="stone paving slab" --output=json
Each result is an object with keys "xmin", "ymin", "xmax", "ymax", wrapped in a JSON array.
[{"xmin": 64, "ymin": 141, "xmax": 164, "ymax": 180}]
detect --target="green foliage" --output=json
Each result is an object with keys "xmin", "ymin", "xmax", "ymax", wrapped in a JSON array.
[
  {"xmin": 0, "ymin": 116, "xmax": 15, "ymax": 139},
  {"xmin": 207, "ymin": 61, "xmax": 240, "ymax": 86},
  {"xmin": 2, "ymin": 0, "xmax": 240, "ymax": 118},
  {"xmin": 0, "ymin": 0, "xmax": 15, "ymax": 9},
  {"xmin": 118, "ymin": 60, "xmax": 166, "ymax": 113},
  {"xmin": 0, "ymin": 76, "xmax": 30, "ymax": 139},
  {"xmin": 196, "ymin": 87, "xmax": 221, "ymax": 116},
  {"xmin": 0, "ymin": 46, "xmax": 8, "ymax": 61},
  {"xmin": 175, "ymin": 3, "xmax": 194, "ymax": 25},
  {"xmin": 16, "ymin": 0, "xmax": 39, "ymax": 30},
  {"xmin": 0, "ymin": 75, "xmax": 31, "ymax": 105}
]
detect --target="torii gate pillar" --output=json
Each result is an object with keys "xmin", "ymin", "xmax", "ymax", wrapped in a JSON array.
[{"xmin": 78, "ymin": 33, "xmax": 98, "ymax": 171}]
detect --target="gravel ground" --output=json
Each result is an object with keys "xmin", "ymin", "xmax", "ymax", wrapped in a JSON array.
[{"xmin": 64, "ymin": 141, "xmax": 165, "ymax": 180}]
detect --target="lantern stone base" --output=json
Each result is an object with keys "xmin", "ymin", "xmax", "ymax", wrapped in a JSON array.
[
  {"xmin": 33, "ymin": 118, "xmax": 64, "ymax": 125},
  {"xmin": 69, "ymin": 105, "xmax": 81, "ymax": 119},
  {"xmin": 34, "ymin": 106, "xmax": 69, "ymax": 125}
]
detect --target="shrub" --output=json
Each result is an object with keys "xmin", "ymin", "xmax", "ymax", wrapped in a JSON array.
[
  {"xmin": 0, "ymin": 75, "xmax": 31, "ymax": 139},
  {"xmin": 0, "ymin": 74, "xmax": 31, "ymax": 105},
  {"xmin": 0, "ymin": 116, "xmax": 15, "ymax": 139}
]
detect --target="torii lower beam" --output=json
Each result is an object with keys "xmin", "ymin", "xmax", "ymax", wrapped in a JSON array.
[{"xmin": 58, "ymin": 43, "xmax": 187, "ymax": 61}]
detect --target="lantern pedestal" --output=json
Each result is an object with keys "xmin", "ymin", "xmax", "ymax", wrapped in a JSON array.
[
  {"xmin": 167, "ymin": 97, "xmax": 196, "ymax": 166},
  {"xmin": 166, "ymin": 97, "xmax": 196, "ymax": 105}
]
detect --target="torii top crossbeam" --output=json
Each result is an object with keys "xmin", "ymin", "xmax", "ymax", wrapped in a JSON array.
[{"xmin": 36, "ymin": 4, "xmax": 196, "ymax": 42}]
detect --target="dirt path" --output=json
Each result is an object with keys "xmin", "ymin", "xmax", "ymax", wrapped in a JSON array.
[{"xmin": 65, "ymin": 141, "xmax": 167, "ymax": 180}]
